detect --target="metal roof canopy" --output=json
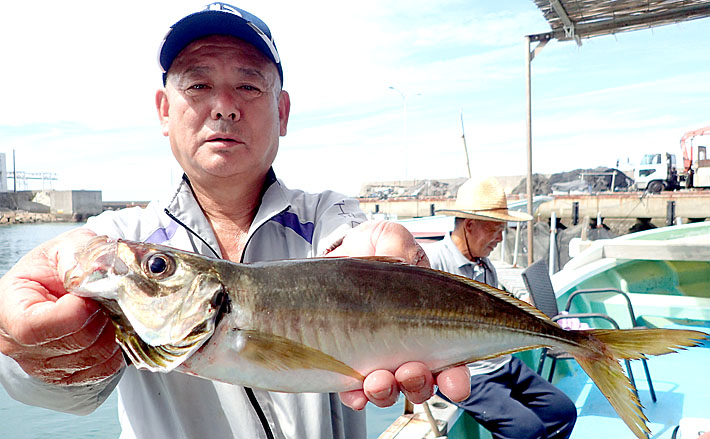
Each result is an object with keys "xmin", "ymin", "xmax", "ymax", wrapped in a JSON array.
[
  {"xmin": 523, "ymin": 0, "xmax": 710, "ymax": 266},
  {"xmin": 532, "ymin": 0, "xmax": 710, "ymax": 44}
]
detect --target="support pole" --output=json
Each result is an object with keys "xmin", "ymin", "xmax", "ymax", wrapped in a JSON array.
[
  {"xmin": 422, "ymin": 402, "xmax": 443, "ymax": 438},
  {"xmin": 513, "ymin": 224, "xmax": 521, "ymax": 267},
  {"xmin": 525, "ymin": 36, "xmax": 534, "ymax": 266},
  {"xmin": 500, "ymin": 227, "xmax": 507, "ymax": 262},
  {"xmin": 549, "ymin": 211, "xmax": 557, "ymax": 276},
  {"xmin": 12, "ymin": 149, "xmax": 16, "ymax": 193},
  {"xmin": 525, "ymin": 34, "xmax": 549, "ymax": 266}
]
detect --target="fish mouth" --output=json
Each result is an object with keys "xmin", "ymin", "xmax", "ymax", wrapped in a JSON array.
[{"xmin": 64, "ymin": 235, "xmax": 122, "ymax": 294}]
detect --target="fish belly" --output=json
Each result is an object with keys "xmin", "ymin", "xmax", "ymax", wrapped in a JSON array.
[{"xmin": 178, "ymin": 318, "xmax": 551, "ymax": 393}]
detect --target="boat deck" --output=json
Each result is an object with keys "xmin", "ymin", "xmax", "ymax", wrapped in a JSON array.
[
  {"xmin": 559, "ymin": 337, "xmax": 710, "ymax": 439},
  {"xmin": 371, "ymin": 306, "xmax": 710, "ymax": 439},
  {"xmin": 370, "ymin": 337, "xmax": 710, "ymax": 439},
  {"xmin": 491, "ymin": 260, "xmax": 530, "ymax": 302}
]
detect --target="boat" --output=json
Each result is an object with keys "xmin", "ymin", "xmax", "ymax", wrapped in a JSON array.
[
  {"xmin": 372, "ymin": 221, "xmax": 710, "ymax": 439},
  {"xmin": 554, "ymin": 221, "xmax": 710, "ymax": 325}
]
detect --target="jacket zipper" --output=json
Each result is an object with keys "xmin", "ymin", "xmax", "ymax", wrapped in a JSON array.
[{"xmin": 163, "ymin": 208, "xmax": 276, "ymax": 439}]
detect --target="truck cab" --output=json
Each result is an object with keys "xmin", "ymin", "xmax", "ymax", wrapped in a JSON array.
[{"xmin": 634, "ymin": 152, "xmax": 678, "ymax": 193}]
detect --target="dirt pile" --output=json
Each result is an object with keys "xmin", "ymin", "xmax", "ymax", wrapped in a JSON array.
[{"xmin": 510, "ymin": 167, "xmax": 633, "ymax": 195}]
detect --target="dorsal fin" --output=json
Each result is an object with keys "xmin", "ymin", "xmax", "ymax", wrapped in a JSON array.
[
  {"xmin": 428, "ymin": 267, "xmax": 552, "ymax": 322},
  {"xmin": 244, "ymin": 256, "xmax": 406, "ymax": 265},
  {"xmin": 350, "ymin": 255, "xmax": 406, "ymax": 264}
]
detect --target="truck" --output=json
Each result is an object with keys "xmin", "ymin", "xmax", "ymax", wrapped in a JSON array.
[
  {"xmin": 633, "ymin": 125, "xmax": 710, "ymax": 192},
  {"xmin": 634, "ymin": 152, "xmax": 679, "ymax": 193}
]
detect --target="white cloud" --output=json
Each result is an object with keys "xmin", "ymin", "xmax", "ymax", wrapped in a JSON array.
[{"xmin": 1, "ymin": 0, "xmax": 709, "ymax": 201}]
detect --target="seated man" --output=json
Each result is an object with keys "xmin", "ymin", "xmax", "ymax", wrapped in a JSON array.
[{"xmin": 426, "ymin": 177, "xmax": 577, "ymax": 439}]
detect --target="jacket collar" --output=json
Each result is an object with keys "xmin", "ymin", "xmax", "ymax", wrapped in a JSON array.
[{"xmin": 163, "ymin": 168, "xmax": 290, "ymax": 258}]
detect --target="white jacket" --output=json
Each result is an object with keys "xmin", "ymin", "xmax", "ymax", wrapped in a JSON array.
[{"xmin": 0, "ymin": 170, "xmax": 368, "ymax": 439}]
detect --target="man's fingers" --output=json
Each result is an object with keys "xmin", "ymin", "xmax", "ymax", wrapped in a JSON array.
[
  {"xmin": 37, "ymin": 346, "xmax": 125, "ymax": 386},
  {"xmin": 56, "ymin": 347, "xmax": 125, "ymax": 386},
  {"xmin": 338, "ymin": 389, "xmax": 369, "ymax": 411},
  {"xmin": 5, "ymin": 294, "xmax": 103, "ymax": 348},
  {"xmin": 324, "ymin": 220, "xmax": 430, "ymax": 267},
  {"xmin": 435, "ymin": 365, "xmax": 471, "ymax": 403},
  {"xmin": 10, "ymin": 313, "xmax": 122, "ymax": 385},
  {"xmin": 362, "ymin": 370, "xmax": 399, "ymax": 408},
  {"xmin": 41, "ymin": 320, "xmax": 119, "ymax": 371},
  {"xmin": 394, "ymin": 362, "xmax": 434, "ymax": 404}
]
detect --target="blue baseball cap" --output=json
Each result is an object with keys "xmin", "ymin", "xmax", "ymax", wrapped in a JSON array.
[{"xmin": 158, "ymin": 2, "xmax": 283, "ymax": 85}]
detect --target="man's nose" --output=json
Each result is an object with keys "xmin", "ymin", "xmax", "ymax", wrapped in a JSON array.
[
  {"xmin": 214, "ymin": 111, "xmax": 238, "ymax": 120},
  {"xmin": 211, "ymin": 91, "xmax": 241, "ymax": 121}
]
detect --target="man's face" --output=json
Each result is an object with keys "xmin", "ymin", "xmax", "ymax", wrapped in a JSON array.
[
  {"xmin": 464, "ymin": 219, "xmax": 505, "ymax": 259},
  {"xmin": 156, "ymin": 35, "xmax": 290, "ymax": 183}
]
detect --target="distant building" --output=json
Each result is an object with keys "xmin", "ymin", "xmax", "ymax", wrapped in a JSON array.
[{"xmin": 0, "ymin": 153, "xmax": 7, "ymax": 192}]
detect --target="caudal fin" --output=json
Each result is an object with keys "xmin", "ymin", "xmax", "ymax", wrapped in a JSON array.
[{"xmin": 571, "ymin": 328, "xmax": 707, "ymax": 439}]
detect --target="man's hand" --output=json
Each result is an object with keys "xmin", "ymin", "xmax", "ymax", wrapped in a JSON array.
[
  {"xmin": 0, "ymin": 228, "xmax": 124, "ymax": 385},
  {"xmin": 326, "ymin": 220, "xmax": 472, "ymax": 409}
]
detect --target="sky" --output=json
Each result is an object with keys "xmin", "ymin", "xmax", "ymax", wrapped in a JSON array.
[{"xmin": 0, "ymin": 0, "xmax": 708, "ymax": 201}]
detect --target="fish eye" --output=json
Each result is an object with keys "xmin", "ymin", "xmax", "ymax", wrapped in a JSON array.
[{"xmin": 142, "ymin": 252, "xmax": 176, "ymax": 279}]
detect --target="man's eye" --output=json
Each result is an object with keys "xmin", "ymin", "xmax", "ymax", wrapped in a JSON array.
[
  {"xmin": 239, "ymin": 84, "xmax": 261, "ymax": 92},
  {"xmin": 188, "ymin": 83, "xmax": 209, "ymax": 90}
]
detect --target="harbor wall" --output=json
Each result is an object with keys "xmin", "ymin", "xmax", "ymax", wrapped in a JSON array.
[
  {"xmin": 358, "ymin": 193, "xmax": 529, "ymax": 220},
  {"xmin": 0, "ymin": 190, "xmax": 102, "ymax": 224},
  {"xmin": 0, "ymin": 210, "xmax": 56, "ymax": 225},
  {"xmin": 48, "ymin": 190, "xmax": 102, "ymax": 220},
  {"xmin": 359, "ymin": 191, "xmax": 710, "ymax": 223}
]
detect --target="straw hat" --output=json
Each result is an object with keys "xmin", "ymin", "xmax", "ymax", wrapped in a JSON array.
[{"xmin": 436, "ymin": 177, "xmax": 533, "ymax": 222}]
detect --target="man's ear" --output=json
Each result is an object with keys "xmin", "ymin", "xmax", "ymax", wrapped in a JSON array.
[
  {"xmin": 156, "ymin": 89, "xmax": 170, "ymax": 137},
  {"xmin": 278, "ymin": 90, "xmax": 291, "ymax": 136},
  {"xmin": 464, "ymin": 218, "xmax": 474, "ymax": 232}
]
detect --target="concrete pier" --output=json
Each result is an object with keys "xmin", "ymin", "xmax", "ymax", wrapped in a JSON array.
[
  {"xmin": 359, "ymin": 190, "xmax": 710, "ymax": 223},
  {"xmin": 0, "ymin": 190, "xmax": 102, "ymax": 223}
]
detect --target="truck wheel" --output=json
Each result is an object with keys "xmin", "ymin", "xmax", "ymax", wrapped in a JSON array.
[{"xmin": 647, "ymin": 180, "xmax": 664, "ymax": 193}]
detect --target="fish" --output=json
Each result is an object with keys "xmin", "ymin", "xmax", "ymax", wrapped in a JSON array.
[{"xmin": 64, "ymin": 235, "xmax": 708, "ymax": 439}]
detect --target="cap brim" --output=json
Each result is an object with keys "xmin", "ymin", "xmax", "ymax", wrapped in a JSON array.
[
  {"xmin": 159, "ymin": 10, "xmax": 282, "ymax": 84},
  {"xmin": 435, "ymin": 209, "xmax": 533, "ymax": 222}
]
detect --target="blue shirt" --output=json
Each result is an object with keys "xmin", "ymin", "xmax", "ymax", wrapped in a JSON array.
[{"xmin": 424, "ymin": 233, "xmax": 510, "ymax": 375}]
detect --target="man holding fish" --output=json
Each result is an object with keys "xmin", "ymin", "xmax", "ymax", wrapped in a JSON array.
[
  {"xmin": 2, "ymin": 5, "xmax": 706, "ymax": 439},
  {"xmin": 0, "ymin": 3, "xmax": 471, "ymax": 439},
  {"xmin": 427, "ymin": 177, "xmax": 577, "ymax": 439}
]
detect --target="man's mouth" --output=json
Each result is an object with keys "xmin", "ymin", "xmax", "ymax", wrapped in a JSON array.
[{"xmin": 205, "ymin": 137, "xmax": 243, "ymax": 149}]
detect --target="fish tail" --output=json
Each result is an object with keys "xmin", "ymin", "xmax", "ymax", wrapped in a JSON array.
[{"xmin": 570, "ymin": 328, "xmax": 707, "ymax": 439}]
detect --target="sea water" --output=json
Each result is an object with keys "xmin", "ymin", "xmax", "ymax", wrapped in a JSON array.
[
  {"xmin": 0, "ymin": 222, "xmax": 121, "ymax": 439},
  {"xmin": 0, "ymin": 222, "xmax": 401, "ymax": 438}
]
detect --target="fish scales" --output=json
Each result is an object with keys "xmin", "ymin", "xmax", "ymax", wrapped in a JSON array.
[
  {"xmin": 64, "ymin": 236, "xmax": 708, "ymax": 439},
  {"xmin": 238, "ymin": 258, "xmax": 552, "ymax": 334},
  {"xmin": 230, "ymin": 258, "xmax": 556, "ymax": 373}
]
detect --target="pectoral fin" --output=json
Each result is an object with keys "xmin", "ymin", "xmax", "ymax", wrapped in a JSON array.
[{"xmin": 238, "ymin": 330, "xmax": 365, "ymax": 382}]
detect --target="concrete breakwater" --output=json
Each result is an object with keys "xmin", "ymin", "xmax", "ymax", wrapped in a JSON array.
[
  {"xmin": 0, "ymin": 190, "xmax": 102, "ymax": 224},
  {"xmin": 0, "ymin": 210, "xmax": 59, "ymax": 225},
  {"xmin": 0, "ymin": 191, "xmax": 59, "ymax": 224}
]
